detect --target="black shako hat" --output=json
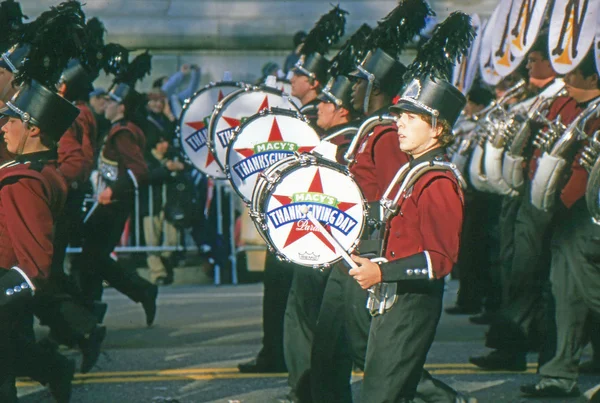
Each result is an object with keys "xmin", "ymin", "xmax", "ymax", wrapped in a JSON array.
[
  {"xmin": 349, "ymin": 48, "xmax": 407, "ymax": 96},
  {"xmin": 294, "ymin": 53, "xmax": 330, "ymax": 84},
  {"xmin": 390, "ymin": 77, "xmax": 466, "ymax": 127},
  {"xmin": 391, "ymin": 12, "xmax": 475, "ymax": 128},
  {"xmin": 317, "ymin": 75, "xmax": 354, "ymax": 110},
  {"xmin": 292, "ymin": 5, "xmax": 347, "ymax": 84},
  {"xmin": 0, "ymin": 43, "xmax": 29, "ymax": 73},
  {"xmin": 348, "ymin": 0, "xmax": 435, "ymax": 113},
  {"xmin": 4, "ymin": 79, "xmax": 80, "ymax": 140}
]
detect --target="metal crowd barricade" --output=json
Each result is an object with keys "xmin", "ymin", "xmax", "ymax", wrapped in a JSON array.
[{"xmin": 66, "ymin": 171, "xmax": 268, "ymax": 285}]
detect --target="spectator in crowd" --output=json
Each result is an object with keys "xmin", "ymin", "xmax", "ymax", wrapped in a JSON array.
[
  {"xmin": 256, "ymin": 61, "xmax": 285, "ymax": 85},
  {"xmin": 141, "ymin": 132, "xmax": 185, "ymax": 285},
  {"xmin": 283, "ymin": 31, "xmax": 307, "ymax": 75},
  {"xmin": 161, "ymin": 63, "xmax": 201, "ymax": 120},
  {"xmin": 145, "ymin": 88, "xmax": 176, "ymax": 151}
]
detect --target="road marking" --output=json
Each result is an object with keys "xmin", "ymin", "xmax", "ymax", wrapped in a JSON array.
[{"xmin": 15, "ymin": 364, "xmax": 539, "ymax": 387}]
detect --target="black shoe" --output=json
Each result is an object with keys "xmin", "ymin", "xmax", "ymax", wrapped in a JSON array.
[
  {"xmin": 579, "ymin": 359, "xmax": 600, "ymax": 374},
  {"xmin": 520, "ymin": 377, "xmax": 580, "ymax": 397},
  {"xmin": 79, "ymin": 325, "xmax": 107, "ymax": 373},
  {"xmin": 141, "ymin": 285, "xmax": 158, "ymax": 327},
  {"xmin": 237, "ymin": 358, "xmax": 287, "ymax": 373},
  {"xmin": 49, "ymin": 358, "xmax": 75, "ymax": 403},
  {"xmin": 469, "ymin": 350, "xmax": 527, "ymax": 371},
  {"xmin": 445, "ymin": 305, "xmax": 481, "ymax": 315},
  {"xmin": 469, "ymin": 312, "xmax": 495, "ymax": 325}
]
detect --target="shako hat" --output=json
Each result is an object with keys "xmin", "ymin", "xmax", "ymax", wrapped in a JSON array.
[
  {"xmin": 292, "ymin": 5, "xmax": 348, "ymax": 84},
  {"xmin": 391, "ymin": 12, "xmax": 475, "ymax": 128},
  {"xmin": 2, "ymin": 1, "xmax": 87, "ymax": 141},
  {"xmin": 349, "ymin": 0, "xmax": 435, "ymax": 113},
  {"xmin": 318, "ymin": 24, "xmax": 372, "ymax": 112}
]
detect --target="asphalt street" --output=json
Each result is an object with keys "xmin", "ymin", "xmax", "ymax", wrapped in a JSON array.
[{"xmin": 17, "ymin": 281, "xmax": 600, "ymax": 403}]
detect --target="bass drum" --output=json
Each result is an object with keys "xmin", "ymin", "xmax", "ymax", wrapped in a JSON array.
[
  {"xmin": 178, "ymin": 81, "xmax": 246, "ymax": 179},
  {"xmin": 226, "ymin": 107, "xmax": 321, "ymax": 204},
  {"xmin": 250, "ymin": 153, "xmax": 367, "ymax": 268},
  {"xmin": 208, "ymin": 85, "xmax": 300, "ymax": 179}
]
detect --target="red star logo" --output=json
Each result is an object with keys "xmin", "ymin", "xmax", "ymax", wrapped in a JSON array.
[
  {"xmin": 185, "ymin": 119, "xmax": 216, "ymax": 167},
  {"xmin": 234, "ymin": 117, "xmax": 316, "ymax": 158},
  {"xmin": 218, "ymin": 90, "xmax": 225, "ymax": 102},
  {"xmin": 271, "ymin": 169, "xmax": 357, "ymax": 253}
]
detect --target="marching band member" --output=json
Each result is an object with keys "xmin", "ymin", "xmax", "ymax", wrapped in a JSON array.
[
  {"xmin": 0, "ymin": 2, "xmax": 89, "ymax": 399},
  {"xmin": 70, "ymin": 51, "xmax": 159, "ymax": 327},
  {"xmin": 470, "ymin": 42, "xmax": 593, "ymax": 374},
  {"xmin": 309, "ymin": 6, "xmax": 476, "ymax": 403},
  {"xmin": 518, "ymin": 50, "xmax": 600, "ymax": 397},
  {"xmin": 239, "ymin": 6, "xmax": 348, "ymax": 376},
  {"xmin": 291, "ymin": 7, "xmax": 347, "ymax": 130},
  {"xmin": 348, "ymin": 12, "xmax": 473, "ymax": 402}
]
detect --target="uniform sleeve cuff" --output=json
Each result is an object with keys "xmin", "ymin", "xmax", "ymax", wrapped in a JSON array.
[
  {"xmin": 379, "ymin": 251, "xmax": 434, "ymax": 281},
  {"xmin": 10, "ymin": 266, "xmax": 36, "ymax": 293}
]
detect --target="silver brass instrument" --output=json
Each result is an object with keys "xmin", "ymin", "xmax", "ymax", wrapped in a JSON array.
[
  {"xmin": 321, "ymin": 126, "xmax": 359, "ymax": 143},
  {"xmin": 468, "ymin": 80, "xmax": 527, "ymax": 194},
  {"xmin": 581, "ymin": 130, "xmax": 600, "ymax": 224},
  {"xmin": 500, "ymin": 83, "xmax": 567, "ymax": 193},
  {"xmin": 531, "ymin": 98, "xmax": 600, "ymax": 211},
  {"xmin": 344, "ymin": 114, "xmax": 396, "ymax": 165},
  {"xmin": 366, "ymin": 159, "xmax": 467, "ymax": 315}
]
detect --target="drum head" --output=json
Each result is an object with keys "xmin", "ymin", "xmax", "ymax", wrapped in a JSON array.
[
  {"xmin": 178, "ymin": 82, "xmax": 245, "ymax": 178},
  {"xmin": 209, "ymin": 86, "xmax": 299, "ymax": 178},
  {"xmin": 260, "ymin": 156, "xmax": 366, "ymax": 268},
  {"xmin": 227, "ymin": 108, "xmax": 321, "ymax": 204}
]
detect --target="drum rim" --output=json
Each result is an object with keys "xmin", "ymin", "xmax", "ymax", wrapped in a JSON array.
[
  {"xmin": 226, "ymin": 108, "xmax": 318, "ymax": 204},
  {"xmin": 176, "ymin": 81, "xmax": 246, "ymax": 179},
  {"xmin": 252, "ymin": 153, "xmax": 368, "ymax": 269},
  {"xmin": 207, "ymin": 85, "xmax": 299, "ymax": 172}
]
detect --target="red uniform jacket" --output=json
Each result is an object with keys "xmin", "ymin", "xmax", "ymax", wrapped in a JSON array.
[
  {"xmin": 0, "ymin": 150, "xmax": 68, "ymax": 280},
  {"xmin": 58, "ymin": 102, "xmax": 97, "ymax": 186},
  {"xmin": 379, "ymin": 149, "xmax": 464, "ymax": 280},
  {"xmin": 350, "ymin": 124, "xmax": 410, "ymax": 201},
  {"xmin": 102, "ymin": 119, "xmax": 148, "ymax": 201},
  {"xmin": 528, "ymin": 95, "xmax": 600, "ymax": 209}
]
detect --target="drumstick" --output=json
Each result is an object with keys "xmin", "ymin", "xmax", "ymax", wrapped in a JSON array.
[{"xmin": 299, "ymin": 205, "xmax": 358, "ymax": 269}]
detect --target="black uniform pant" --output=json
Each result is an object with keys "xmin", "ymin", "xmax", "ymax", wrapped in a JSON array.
[
  {"xmin": 310, "ymin": 267, "xmax": 457, "ymax": 403},
  {"xmin": 497, "ymin": 195, "xmax": 522, "ymax": 305},
  {"xmin": 486, "ymin": 199, "xmax": 556, "ymax": 355},
  {"xmin": 0, "ymin": 297, "xmax": 67, "ymax": 402},
  {"xmin": 455, "ymin": 191, "xmax": 502, "ymax": 311},
  {"xmin": 540, "ymin": 201, "xmax": 600, "ymax": 380},
  {"xmin": 361, "ymin": 279, "xmax": 445, "ymax": 402},
  {"xmin": 253, "ymin": 252, "xmax": 294, "ymax": 369},
  {"xmin": 284, "ymin": 267, "xmax": 329, "ymax": 394},
  {"xmin": 33, "ymin": 187, "xmax": 98, "ymax": 346},
  {"xmin": 73, "ymin": 201, "xmax": 154, "ymax": 306}
]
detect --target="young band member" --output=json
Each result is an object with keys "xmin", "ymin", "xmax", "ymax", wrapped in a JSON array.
[{"xmin": 348, "ymin": 13, "xmax": 473, "ymax": 402}]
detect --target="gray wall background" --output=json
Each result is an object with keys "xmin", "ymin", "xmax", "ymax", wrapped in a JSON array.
[{"xmin": 19, "ymin": 0, "xmax": 497, "ymax": 91}]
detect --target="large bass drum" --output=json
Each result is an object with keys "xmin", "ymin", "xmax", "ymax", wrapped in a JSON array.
[
  {"xmin": 250, "ymin": 153, "xmax": 367, "ymax": 268},
  {"xmin": 226, "ymin": 107, "xmax": 321, "ymax": 204},
  {"xmin": 208, "ymin": 86, "xmax": 300, "ymax": 179},
  {"xmin": 178, "ymin": 81, "xmax": 246, "ymax": 178}
]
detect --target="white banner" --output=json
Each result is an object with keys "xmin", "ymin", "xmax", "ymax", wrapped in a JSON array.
[
  {"xmin": 480, "ymin": 4, "xmax": 504, "ymax": 85},
  {"xmin": 594, "ymin": 10, "xmax": 600, "ymax": 76},
  {"xmin": 549, "ymin": 0, "xmax": 600, "ymax": 74},
  {"xmin": 492, "ymin": 0, "xmax": 526, "ymax": 77},
  {"xmin": 509, "ymin": 0, "xmax": 551, "ymax": 57}
]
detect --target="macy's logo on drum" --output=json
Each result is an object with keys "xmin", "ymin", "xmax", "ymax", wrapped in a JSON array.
[{"xmin": 232, "ymin": 141, "xmax": 300, "ymax": 180}]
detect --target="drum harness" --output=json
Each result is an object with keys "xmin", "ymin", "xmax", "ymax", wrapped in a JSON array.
[{"xmin": 365, "ymin": 157, "xmax": 467, "ymax": 316}]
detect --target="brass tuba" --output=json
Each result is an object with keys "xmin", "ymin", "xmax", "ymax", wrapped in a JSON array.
[
  {"xmin": 530, "ymin": 98, "xmax": 600, "ymax": 211},
  {"xmin": 580, "ymin": 130, "xmax": 600, "ymax": 224},
  {"xmin": 501, "ymin": 82, "xmax": 567, "ymax": 193}
]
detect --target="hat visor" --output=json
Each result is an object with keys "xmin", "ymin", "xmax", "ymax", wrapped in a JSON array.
[
  {"xmin": 316, "ymin": 92, "xmax": 333, "ymax": 103},
  {"xmin": 389, "ymin": 100, "xmax": 430, "ymax": 116},
  {"xmin": 1, "ymin": 107, "xmax": 20, "ymax": 119},
  {"xmin": 348, "ymin": 68, "xmax": 368, "ymax": 80}
]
